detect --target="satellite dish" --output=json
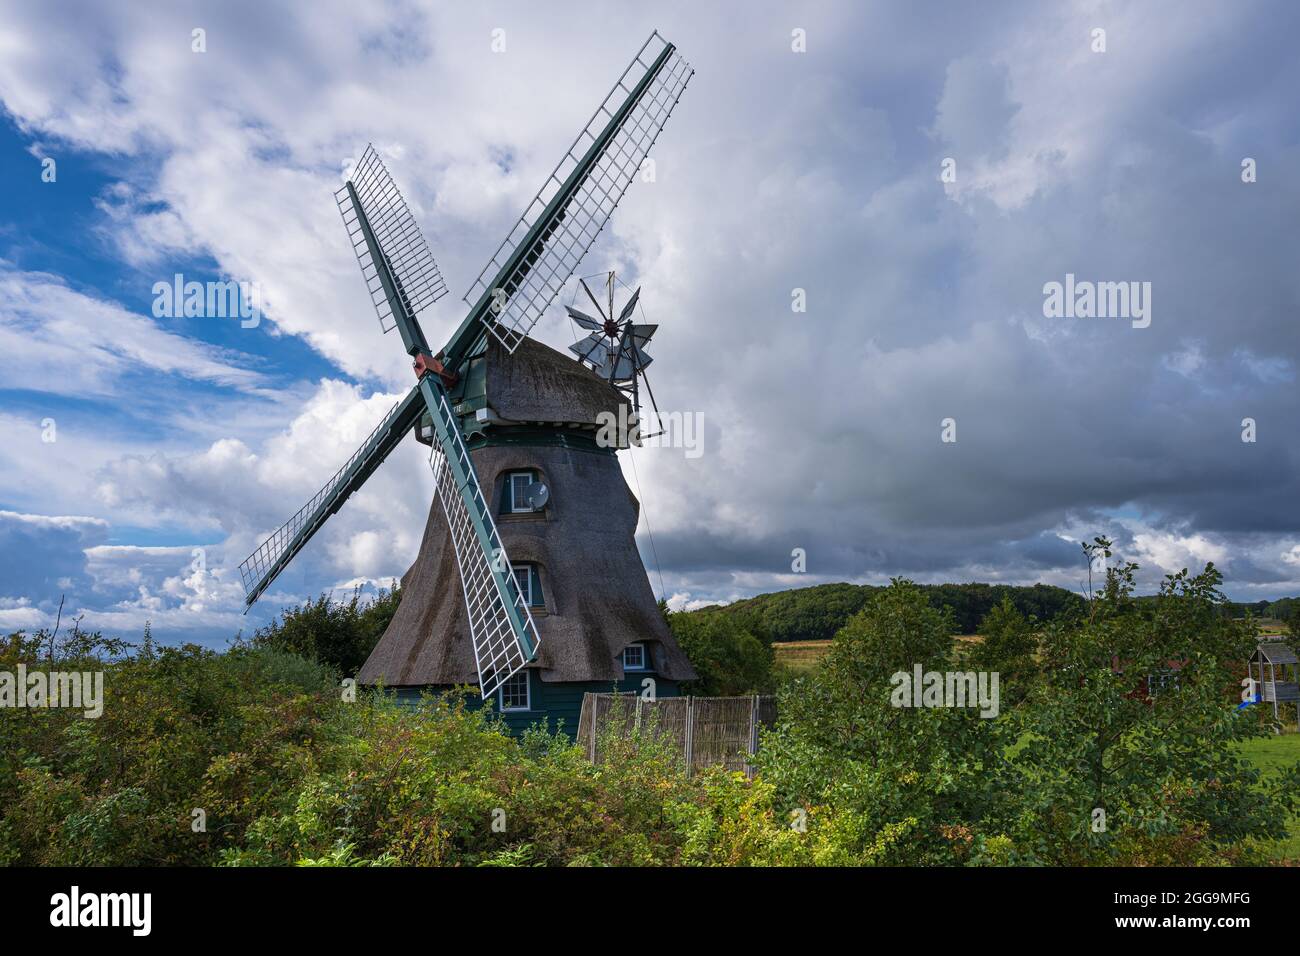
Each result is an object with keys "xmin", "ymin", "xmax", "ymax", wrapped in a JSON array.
[{"xmin": 525, "ymin": 481, "xmax": 550, "ymax": 511}]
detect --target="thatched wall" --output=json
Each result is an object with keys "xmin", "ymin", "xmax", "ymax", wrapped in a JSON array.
[{"xmin": 358, "ymin": 336, "xmax": 696, "ymax": 689}]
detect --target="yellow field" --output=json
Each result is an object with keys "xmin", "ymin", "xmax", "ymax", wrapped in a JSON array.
[
  {"xmin": 772, "ymin": 640, "xmax": 832, "ymax": 672},
  {"xmin": 773, "ymin": 636, "xmax": 986, "ymax": 673}
]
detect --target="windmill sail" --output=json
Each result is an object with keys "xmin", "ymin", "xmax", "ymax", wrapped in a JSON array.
[
  {"xmin": 237, "ymin": 385, "xmax": 425, "ymax": 607},
  {"xmin": 565, "ymin": 304, "xmax": 604, "ymax": 330},
  {"xmin": 616, "ymin": 286, "xmax": 641, "ymax": 322},
  {"xmin": 423, "ymin": 381, "xmax": 540, "ymax": 697},
  {"xmin": 463, "ymin": 31, "xmax": 693, "ymax": 353},
  {"xmin": 334, "ymin": 138, "xmax": 544, "ymax": 694},
  {"xmin": 337, "ymin": 145, "xmax": 448, "ymax": 334}
]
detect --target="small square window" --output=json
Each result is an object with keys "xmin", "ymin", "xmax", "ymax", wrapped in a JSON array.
[
  {"xmin": 622, "ymin": 643, "xmax": 647, "ymax": 671},
  {"xmin": 499, "ymin": 670, "xmax": 530, "ymax": 711},
  {"xmin": 1148, "ymin": 668, "xmax": 1179, "ymax": 697},
  {"xmin": 509, "ymin": 472, "xmax": 536, "ymax": 513}
]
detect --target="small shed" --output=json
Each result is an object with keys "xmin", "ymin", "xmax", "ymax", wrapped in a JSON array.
[{"xmin": 1247, "ymin": 642, "xmax": 1299, "ymax": 721}]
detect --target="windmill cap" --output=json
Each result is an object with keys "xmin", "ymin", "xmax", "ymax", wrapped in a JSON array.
[{"xmin": 474, "ymin": 334, "xmax": 630, "ymax": 429}]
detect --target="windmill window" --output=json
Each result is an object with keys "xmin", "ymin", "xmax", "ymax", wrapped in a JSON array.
[
  {"xmin": 499, "ymin": 670, "xmax": 530, "ymax": 712},
  {"xmin": 511, "ymin": 563, "xmax": 544, "ymax": 609},
  {"xmin": 507, "ymin": 471, "xmax": 537, "ymax": 513},
  {"xmin": 622, "ymin": 643, "xmax": 647, "ymax": 671},
  {"xmin": 1147, "ymin": 667, "xmax": 1180, "ymax": 697}
]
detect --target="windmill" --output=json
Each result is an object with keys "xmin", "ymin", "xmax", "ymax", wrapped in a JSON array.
[
  {"xmin": 566, "ymin": 271, "xmax": 663, "ymax": 439},
  {"xmin": 237, "ymin": 32, "xmax": 694, "ymax": 704}
]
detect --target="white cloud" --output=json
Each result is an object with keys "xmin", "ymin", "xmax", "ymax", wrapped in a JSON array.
[
  {"xmin": 0, "ymin": 266, "xmax": 267, "ymax": 396},
  {"xmin": 665, "ymin": 591, "xmax": 727, "ymax": 613},
  {"xmin": 1130, "ymin": 530, "xmax": 1230, "ymax": 575},
  {"xmin": 0, "ymin": 510, "xmax": 108, "ymax": 533},
  {"xmin": 90, "ymin": 378, "xmax": 427, "ymax": 616}
]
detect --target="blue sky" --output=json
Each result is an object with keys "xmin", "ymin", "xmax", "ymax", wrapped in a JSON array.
[{"xmin": 1, "ymin": 0, "xmax": 1298, "ymax": 645}]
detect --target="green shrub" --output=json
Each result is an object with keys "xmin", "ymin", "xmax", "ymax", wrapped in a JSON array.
[
  {"xmin": 249, "ymin": 585, "xmax": 400, "ymax": 675},
  {"xmin": 666, "ymin": 610, "xmax": 774, "ymax": 695}
]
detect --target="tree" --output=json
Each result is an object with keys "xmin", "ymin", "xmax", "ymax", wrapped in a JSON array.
[
  {"xmin": 758, "ymin": 558, "xmax": 1300, "ymax": 865},
  {"xmin": 757, "ymin": 579, "xmax": 1012, "ymax": 865},
  {"xmin": 1009, "ymin": 551, "xmax": 1299, "ymax": 863},
  {"xmin": 250, "ymin": 585, "xmax": 400, "ymax": 675},
  {"xmin": 666, "ymin": 610, "xmax": 773, "ymax": 695},
  {"xmin": 684, "ymin": 580, "xmax": 1084, "ymax": 647},
  {"xmin": 969, "ymin": 595, "xmax": 1039, "ymax": 705}
]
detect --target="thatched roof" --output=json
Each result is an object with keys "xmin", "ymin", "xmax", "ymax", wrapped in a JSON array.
[
  {"xmin": 359, "ymin": 337, "xmax": 696, "ymax": 687},
  {"xmin": 480, "ymin": 334, "xmax": 629, "ymax": 427}
]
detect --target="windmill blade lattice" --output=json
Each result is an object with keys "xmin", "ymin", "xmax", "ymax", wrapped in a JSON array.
[
  {"xmin": 238, "ymin": 386, "xmax": 425, "ymax": 606},
  {"xmin": 425, "ymin": 387, "xmax": 540, "ymax": 697},
  {"xmin": 337, "ymin": 145, "xmax": 448, "ymax": 333},
  {"xmin": 464, "ymin": 31, "xmax": 692, "ymax": 352}
]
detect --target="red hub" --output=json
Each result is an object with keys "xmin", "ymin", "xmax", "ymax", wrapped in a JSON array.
[{"xmin": 413, "ymin": 351, "xmax": 459, "ymax": 388}]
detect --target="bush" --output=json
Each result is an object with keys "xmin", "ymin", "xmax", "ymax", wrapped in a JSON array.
[
  {"xmin": 0, "ymin": 632, "xmax": 340, "ymax": 866},
  {"xmin": 666, "ymin": 610, "xmax": 773, "ymax": 695},
  {"xmin": 248, "ymin": 585, "xmax": 400, "ymax": 675}
]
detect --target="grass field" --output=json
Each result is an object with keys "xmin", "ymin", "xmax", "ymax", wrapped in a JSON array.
[
  {"xmin": 774, "ymin": 622, "xmax": 1286, "ymax": 673},
  {"xmin": 1237, "ymin": 733, "xmax": 1300, "ymax": 863}
]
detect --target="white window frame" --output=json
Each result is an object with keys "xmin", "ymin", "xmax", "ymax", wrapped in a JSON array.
[
  {"xmin": 509, "ymin": 471, "xmax": 536, "ymax": 513},
  {"xmin": 511, "ymin": 563, "xmax": 533, "ymax": 605},
  {"xmin": 622, "ymin": 642, "xmax": 647, "ymax": 671},
  {"xmin": 499, "ymin": 670, "xmax": 530, "ymax": 712}
]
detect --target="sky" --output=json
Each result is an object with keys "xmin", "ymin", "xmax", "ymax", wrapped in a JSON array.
[{"xmin": 0, "ymin": 0, "xmax": 1297, "ymax": 645}]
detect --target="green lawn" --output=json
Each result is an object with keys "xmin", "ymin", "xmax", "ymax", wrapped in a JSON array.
[{"xmin": 1236, "ymin": 733, "xmax": 1300, "ymax": 863}]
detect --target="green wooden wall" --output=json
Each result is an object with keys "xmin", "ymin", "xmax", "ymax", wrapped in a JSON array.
[{"xmin": 392, "ymin": 671, "xmax": 680, "ymax": 739}]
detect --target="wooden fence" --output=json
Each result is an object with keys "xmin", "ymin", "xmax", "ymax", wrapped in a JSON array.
[{"xmin": 576, "ymin": 693, "xmax": 777, "ymax": 776}]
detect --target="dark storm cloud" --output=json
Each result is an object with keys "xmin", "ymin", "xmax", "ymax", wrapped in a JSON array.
[{"xmin": 628, "ymin": 0, "xmax": 1300, "ymax": 600}]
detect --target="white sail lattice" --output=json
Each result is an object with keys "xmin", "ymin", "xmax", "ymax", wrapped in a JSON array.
[
  {"xmin": 426, "ymin": 388, "xmax": 539, "ymax": 699},
  {"xmin": 464, "ymin": 32, "xmax": 693, "ymax": 352}
]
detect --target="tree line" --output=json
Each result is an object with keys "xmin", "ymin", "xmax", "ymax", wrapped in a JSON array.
[{"xmin": 694, "ymin": 581, "xmax": 1087, "ymax": 643}]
